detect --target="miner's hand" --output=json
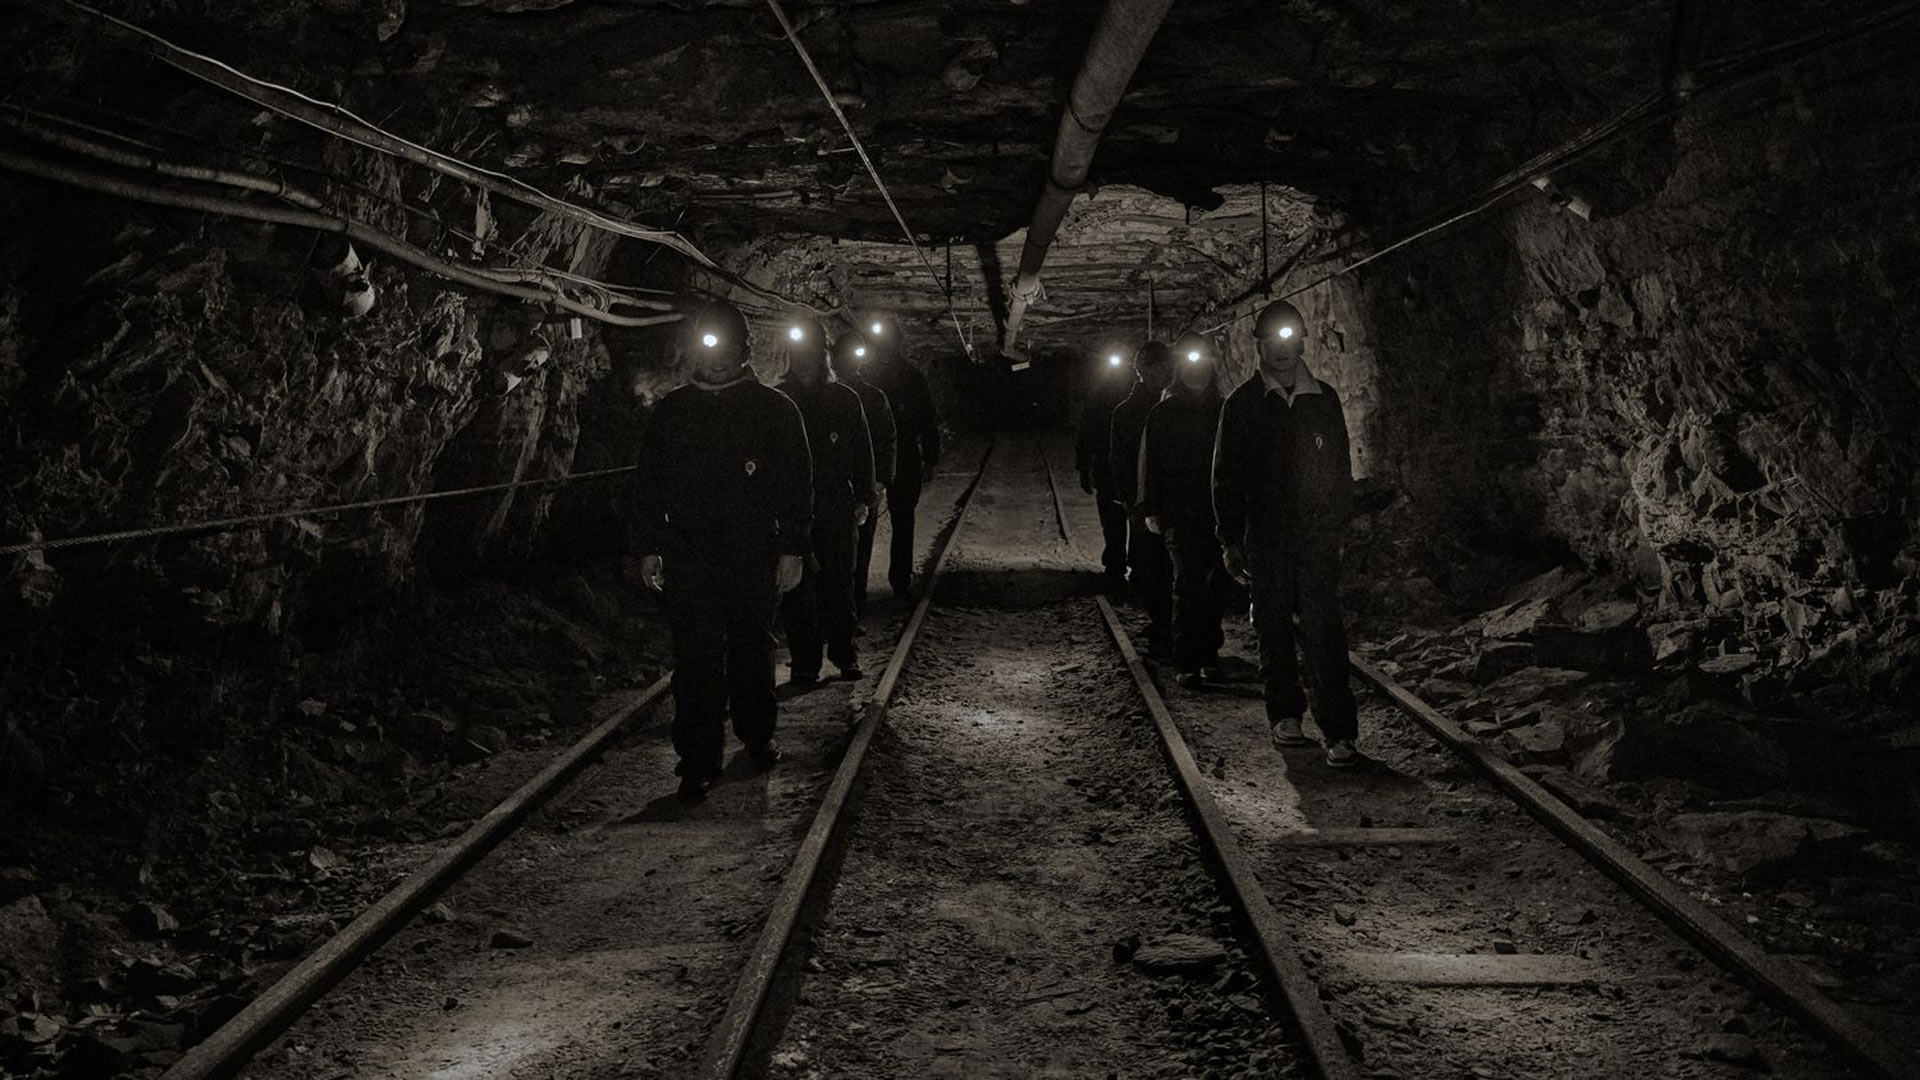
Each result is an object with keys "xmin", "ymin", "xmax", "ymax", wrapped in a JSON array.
[
  {"xmin": 1144, "ymin": 515, "xmax": 1164, "ymax": 535},
  {"xmin": 1222, "ymin": 543, "xmax": 1252, "ymax": 586},
  {"xmin": 639, "ymin": 554, "xmax": 665, "ymax": 592},
  {"xmin": 776, "ymin": 554, "xmax": 806, "ymax": 593},
  {"xmin": 1079, "ymin": 470, "xmax": 1095, "ymax": 495},
  {"xmin": 853, "ymin": 503, "xmax": 871, "ymax": 527}
]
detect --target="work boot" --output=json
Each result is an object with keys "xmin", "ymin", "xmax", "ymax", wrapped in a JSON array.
[
  {"xmin": 1174, "ymin": 669, "xmax": 1204, "ymax": 689},
  {"xmin": 1270, "ymin": 717, "xmax": 1312, "ymax": 748},
  {"xmin": 835, "ymin": 665, "xmax": 865, "ymax": 682},
  {"xmin": 677, "ymin": 774, "xmax": 714, "ymax": 802},
  {"xmin": 1325, "ymin": 739, "xmax": 1359, "ymax": 768},
  {"xmin": 748, "ymin": 742, "xmax": 784, "ymax": 770}
]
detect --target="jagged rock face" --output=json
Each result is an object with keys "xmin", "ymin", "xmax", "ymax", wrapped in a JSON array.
[{"xmin": 1277, "ymin": 25, "xmax": 1920, "ymax": 703}]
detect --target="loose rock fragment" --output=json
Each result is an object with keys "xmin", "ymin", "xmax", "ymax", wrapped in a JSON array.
[{"xmin": 1132, "ymin": 933, "xmax": 1228, "ymax": 975}]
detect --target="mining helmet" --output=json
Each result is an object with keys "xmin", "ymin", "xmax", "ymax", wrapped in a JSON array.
[
  {"xmin": 1134, "ymin": 341, "xmax": 1173, "ymax": 371},
  {"xmin": 686, "ymin": 299, "xmax": 750, "ymax": 356},
  {"xmin": 784, "ymin": 315, "xmax": 828, "ymax": 349},
  {"xmin": 1171, "ymin": 331, "xmax": 1218, "ymax": 365},
  {"xmin": 1253, "ymin": 298, "xmax": 1306, "ymax": 343},
  {"xmin": 865, "ymin": 314, "xmax": 902, "ymax": 349},
  {"xmin": 830, "ymin": 331, "xmax": 870, "ymax": 370}
]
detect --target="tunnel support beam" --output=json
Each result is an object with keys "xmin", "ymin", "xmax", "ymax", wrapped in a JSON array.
[{"xmin": 1001, "ymin": 0, "xmax": 1172, "ymax": 351}]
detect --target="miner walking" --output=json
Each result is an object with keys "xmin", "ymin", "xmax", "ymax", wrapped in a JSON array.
[
  {"xmin": 633, "ymin": 300, "xmax": 813, "ymax": 801},
  {"xmin": 1140, "ymin": 332, "xmax": 1231, "ymax": 688},
  {"xmin": 778, "ymin": 317, "xmax": 877, "ymax": 684},
  {"xmin": 831, "ymin": 331, "xmax": 897, "ymax": 615},
  {"xmin": 1076, "ymin": 350, "xmax": 1133, "ymax": 589},
  {"xmin": 1110, "ymin": 341, "xmax": 1176, "ymax": 657},
  {"xmin": 865, "ymin": 315, "xmax": 942, "ymax": 600},
  {"xmin": 1213, "ymin": 299, "xmax": 1360, "ymax": 767}
]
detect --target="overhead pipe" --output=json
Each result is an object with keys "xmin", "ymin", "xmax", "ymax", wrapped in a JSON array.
[{"xmin": 1001, "ymin": 0, "xmax": 1172, "ymax": 351}]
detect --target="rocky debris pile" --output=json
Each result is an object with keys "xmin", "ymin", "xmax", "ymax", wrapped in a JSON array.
[{"xmin": 1360, "ymin": 564, "xmax": 1920, "ymax": 828}]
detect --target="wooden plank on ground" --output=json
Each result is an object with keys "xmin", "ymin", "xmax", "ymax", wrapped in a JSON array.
[
  {"xmin": 1329, "ymin": 952, "xmax": 1611, "ymax": 987},
  {"xmin": 1271, "ymin": 827, "xmax": 1457, "ymax": 848}
]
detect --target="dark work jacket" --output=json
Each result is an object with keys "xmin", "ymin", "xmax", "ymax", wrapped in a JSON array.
[
  {"xmin": 777, "ymin": 375, "xmax": 877, "ymax": 521},
  {"xmin": 1074, "ymin": 377, "xmax": 1131, "ymax": 495},
  {"xmin": 631, "ymin": 371, "xmax": 813, "ymax": 559},
  {"xmin": 842, "ymin": 374, "xmax": 897, "ymax": 489},
  {"xmin": 1107, "ymin": 381, "xmax": 1161, "ymax": 508},
  {"xmin": 1212, "ymin": 375, "xmax": 1353, "ymax": 552},
  {"xmin": 872, "ymin": 362, "xmax": 941, "ymax": 478},
  {"xmin": 1138, "ymin": 383, "xmax": 1224, "ymax": 525}
]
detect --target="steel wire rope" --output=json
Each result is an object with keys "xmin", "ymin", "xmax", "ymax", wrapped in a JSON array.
[
  {"xmin": 11, "ymin": 0, "xmax": 834, "ymax": 316},
  {"xmin": 1192, "ymin": 0, "xmax": 1920, "ymax": 335},
  {"xmin": 762, "ymin": 0, "xmax": 975, "ymax": 359},
  {"xmin": 1, "ymin": 110, "xmax": 684, "ymax": 314},
  {"xmin": 0, "ymin": 149, "xmax": 684, "ymax": 328},
  {"xmin": 11, "ymin": 99, "xmax": 684, "ymax": 306},
  {"xmin": 0, "ymin": 466, "xmax": 641, "ymax": 558}
]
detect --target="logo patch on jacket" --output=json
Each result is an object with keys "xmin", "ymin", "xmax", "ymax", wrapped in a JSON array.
[
  {"xmin": 744, "ymin": 460, "xmax": 758, "ymax": 476},
  {"xmin": 829, "ymin": 431, "xmax": 840, "ymax": 445},
  {"xmin": 1314, "ymin": 435, "xmax": 1325, "ymax": 450}
]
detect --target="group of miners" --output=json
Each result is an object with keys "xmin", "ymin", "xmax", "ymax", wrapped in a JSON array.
[
  {"xmin": 1078, "ymin": 298, "xmax": 1359, "ymax": 768},
  {"xmin": 629, "ymin": 301, "xmax": 939, "ymax": 802},
  {"xmin": 634, "ymin": 293, "xmax": 1358, "ymax": 800}
]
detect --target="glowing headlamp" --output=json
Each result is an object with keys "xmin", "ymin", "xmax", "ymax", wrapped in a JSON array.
[
  {"xmin": 870, "ymin": 321, "xmax": 884, "ymax": 335},
  {"xmin": 854, "ymin": 346, "xmax": 867, "ymax": 358},
  {"xmin": 701, "ymin": 332, "xmax": 719, "ymax": 348},
  {"xmin": 1187, "ymin": 349, "xmax": 1201, "ymax": 362},
  {"xmin": 1107, "ymin": 354, "xmax": 1122, "ymax": 368},
  {"xmin": 788, "ymin": 326, "xmax": 805, "ymax": 341},
  {"xmin": 1277, "ymin": 326, "xmax": 1295, "ymax": 340}
]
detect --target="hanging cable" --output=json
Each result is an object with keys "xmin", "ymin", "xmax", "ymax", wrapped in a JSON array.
[
  {"xmin": 0, "ymin": 149, "xmax": 682, "ymax": 327},
  {"xmin": 0, "ymin": 466, "xmax": 640, "ymax": 558},
  {"xmin": 762, "ymin": 0, "xmax": 974, "ymax": 359},
  {"xmin": 14, "ymin": 101, "xmax": 683, "ymax": 308},
  {"xmin": 12, "ymin": 0, "xmax": 831, "ymax": 316}
]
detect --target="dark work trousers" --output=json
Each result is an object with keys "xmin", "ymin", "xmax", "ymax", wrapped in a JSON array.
[
  {"xmin": 854, "ymin": 508, "xmax": 880, "ymax": 613},
  {"xmin": 665, "ymin": 551, "xmax": 781, "ymax": 778},
  {"xmin": 1127, "ymin": 508, "xmax": 1173, "ymax": 652},
  {"xmin": 782, "ymin": 507, "xmax": 860, "ymax": 678},
  {"xmin": 1095, "ymin": 492, "xmax": 1129, "ymax": 580},
  {"xmin": 1247, "ymin": 537, "xmax": 1357, "ymax": 742},
  {"xmin": 1162, "ymin": 517, "xmax": 1228, "ymax": 672},
  {"xmin": 886, "ymin": 470, "xmax": 924, "ymax": 598}
]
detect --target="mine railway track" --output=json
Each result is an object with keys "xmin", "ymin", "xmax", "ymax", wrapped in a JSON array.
[
  {"xmin": 170, "ymin": 435, "xmax": 1916, "ymax": 1080},
  {"xmin": 1037, "ymin": 448, "xmax": 1918, "ymax": 1080},
  {"xmin": 163, "ymin": 450, "xmax": 1000, "ymax": 1080},
  {"xmin": 699, "ymin": 440, "xmax": 1352, "ymax": 1079}
]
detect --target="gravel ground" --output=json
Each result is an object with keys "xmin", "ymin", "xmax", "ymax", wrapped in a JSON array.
[
  {"xmin": 236, "ymin": 446, "xmax": 986, "ymax": 1080},
  {"xmin": 765, "ymin": 441, "xmax": 1300, "ymax": 1080},
  {"xmin": 1053, "ymin": 441, "xmax": 1862, "ymax": 1080}
]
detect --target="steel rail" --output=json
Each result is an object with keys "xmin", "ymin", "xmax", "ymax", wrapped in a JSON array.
[
  {"xmin": 1041, "ymin": 453, "xmax": 1361, "ymax": 1080},
  {"xmin": 697, "ymin": 440, "xmax": 997, "ymax": 1077},
  {"xmin": 161, "ymin": 677, "xmax": 674, "ymax": 1080},
  {"xmin": 1350, "ymin": 655, "xmax": 1920, "ymax": 1080}
]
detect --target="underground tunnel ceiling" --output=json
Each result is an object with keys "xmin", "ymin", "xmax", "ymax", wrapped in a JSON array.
[{"xmin": 8, "ymin": 0, "xmax": 1721, "ymax": 349}]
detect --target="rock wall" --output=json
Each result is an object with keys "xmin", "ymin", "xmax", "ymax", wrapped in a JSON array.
[
  {"xmin": 1287, "ymin": 34, "xmax": 1919, "ymax": 707},
  {"xmin": 0, "ymin": 146, "xmax": 648, "ymax": 805}
]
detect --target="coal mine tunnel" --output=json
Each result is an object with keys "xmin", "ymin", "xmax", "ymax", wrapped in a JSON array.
[{"xmin": 5, "ymin": 0, "xmax": 1920, "ymax": 1077}]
